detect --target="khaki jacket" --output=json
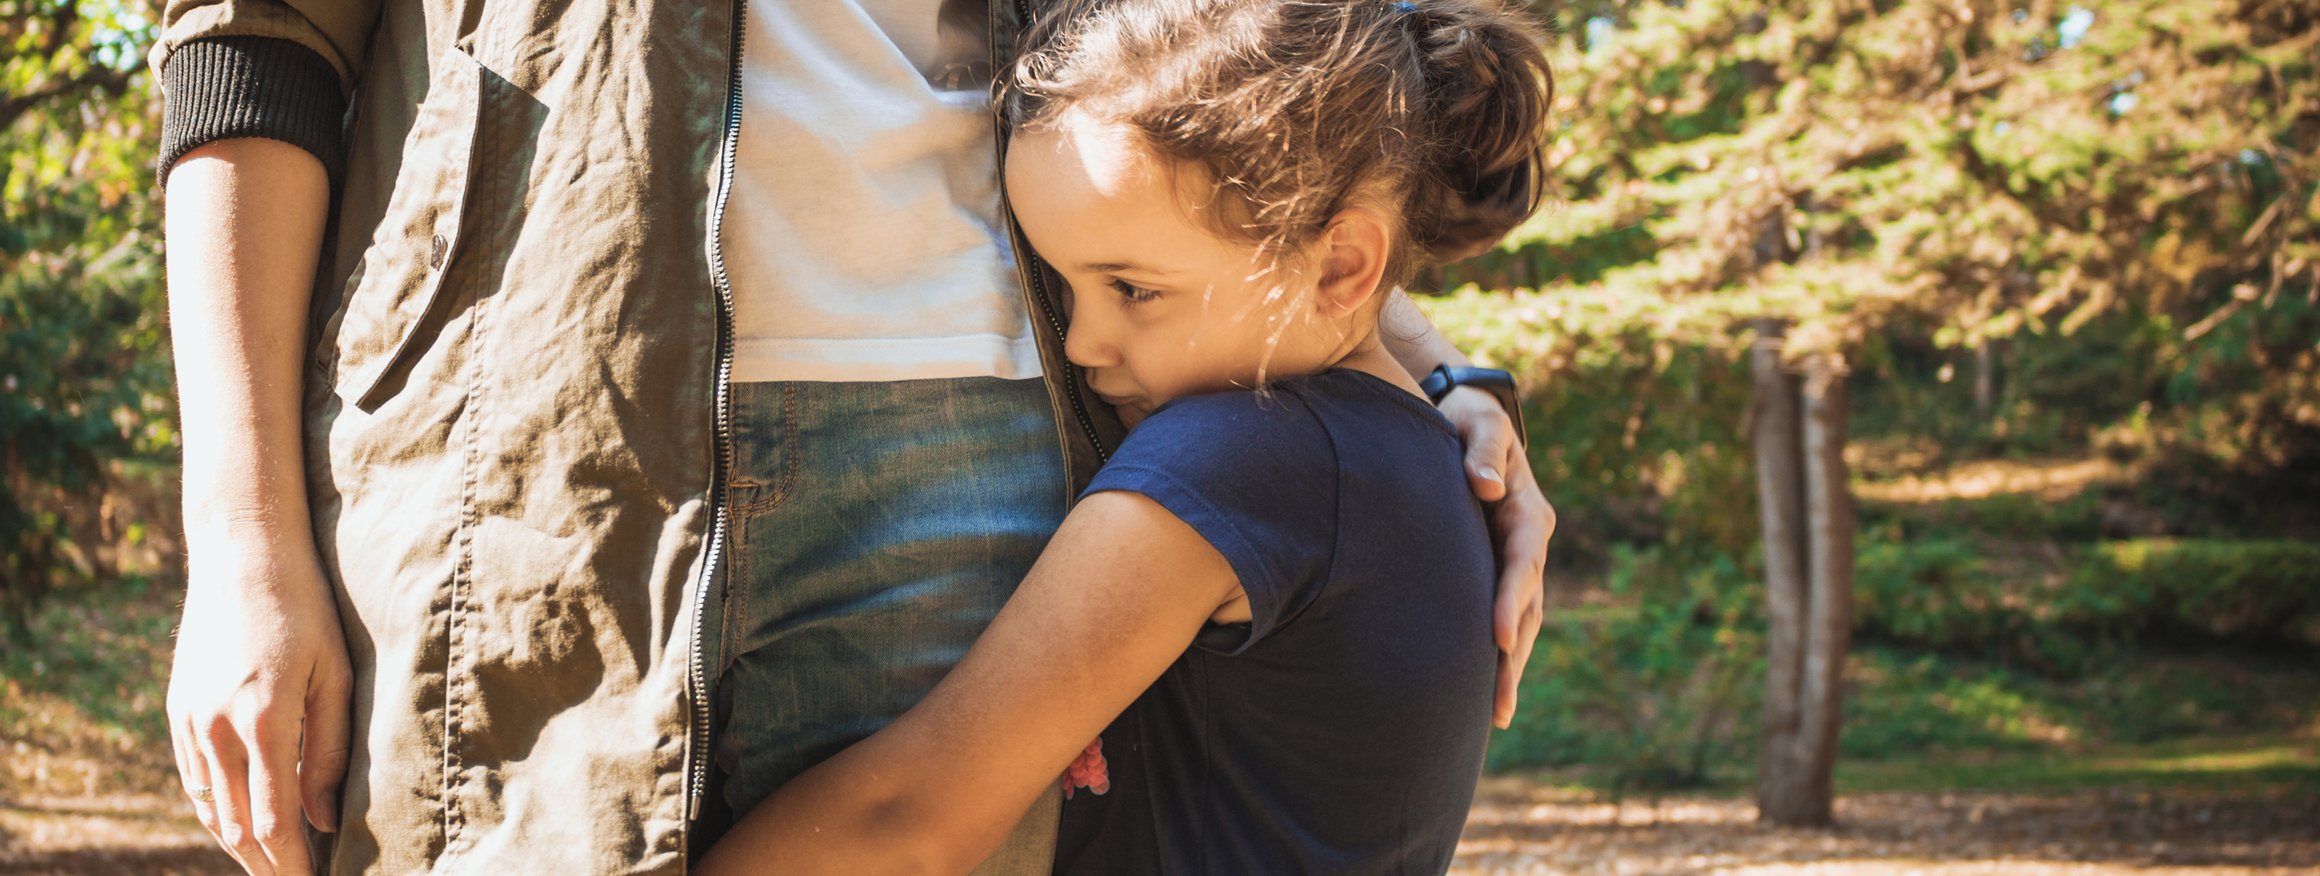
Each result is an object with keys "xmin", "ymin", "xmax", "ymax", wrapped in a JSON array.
[{"xmin": 149, "ymin": 0, "xmax": 1122, "ymax": 870}]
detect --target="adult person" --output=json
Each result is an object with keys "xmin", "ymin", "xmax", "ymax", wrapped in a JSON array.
[{"xmin": 152, "ymin": 1, "xmax": 1556, "ymax": 872}]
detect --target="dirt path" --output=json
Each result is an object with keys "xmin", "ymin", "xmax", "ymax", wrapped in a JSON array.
[
  {"xmin": 6, "ymin": 778, "xmax": 2315, "ymax": 875},
  {"xmin": 1454, "ymin": 776, "xmax": 2320, "ymax": 874},
  {"xmin": 0, "ymin": 792, "xmax": 230, "ymax": 875}
]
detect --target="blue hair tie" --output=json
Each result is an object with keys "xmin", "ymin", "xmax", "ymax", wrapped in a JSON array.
[{"xmin": 1394, "ymin": 1, "xmax": 1417, "ymax": 13}]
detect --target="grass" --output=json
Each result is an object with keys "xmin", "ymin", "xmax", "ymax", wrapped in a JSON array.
[
  {"xmin": 1, "ymin": 572, "xmax": 180, "ymax": 798},
  {"xmin": 1492, "ymin": 734, "xmax": 2320, "ymax": 802},
  {"xmin": 1835, "ymin": 735, "xmax": 2320, "ymax": 796}
]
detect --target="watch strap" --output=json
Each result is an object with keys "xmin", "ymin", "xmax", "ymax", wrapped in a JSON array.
[{"xmin": 1420, "ymin": 365, "xmax": 1528, "ymax": 450}]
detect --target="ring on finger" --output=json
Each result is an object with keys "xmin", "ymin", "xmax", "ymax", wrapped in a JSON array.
[{"xmin": 192, "ymin": 784, "xmax": 215, "ymax": 803}]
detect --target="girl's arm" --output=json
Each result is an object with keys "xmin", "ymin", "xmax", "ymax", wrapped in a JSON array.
[{"xmin": 695, "ymin": 490, "xmax": 1242, "ymax": 876}]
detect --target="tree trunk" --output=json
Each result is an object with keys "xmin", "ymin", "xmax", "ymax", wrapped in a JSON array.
[
  {"xmin": 1796, "ymin": 356, "xmax": 1856, "ymax": 824},
  {"xmin": 1972, "ymin": 339, "xmax": 1996, "ymax": 420},
  {"xmin": 1754, "ymin": 343, "xmax": 1856, "ymax": 827},
  {"xmin": 1748, "ymin": 320, "xmax": 1808, "ymax": 811}
]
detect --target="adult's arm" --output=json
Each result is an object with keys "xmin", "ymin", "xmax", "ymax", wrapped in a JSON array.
[
  {"xmin": 696, "ymin": 491, "xmax": 1242, "ymax": 876},
  {"xmin": 1379, "ymin": 290, "xmax": 1555, "ymax": 729},
  {"xmin": 152, "ymin": 5, "xmax": 377, "ymax": 870},
  {"xmin": 163, "ymin": 137, "xmax": 347, "ymax": 876}
]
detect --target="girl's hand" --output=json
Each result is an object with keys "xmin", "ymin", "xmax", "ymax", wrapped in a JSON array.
[{"xmin": 1438, "ymin": 386, "xmax": 1555, "ymax": 729}]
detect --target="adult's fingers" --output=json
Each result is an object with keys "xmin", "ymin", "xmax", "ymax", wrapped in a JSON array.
[
  {"xmin": 1489, "ymin": 488, "xmax": 1552, "ymax": 653},
  {"xmin": 1443, "ymin": 388, "xmax": 1516, "ymax": 504},
  {"xmin": 300, "ymin": 662, "xmax": 352, "ymax": 833},
  {"xmin": 1491, "ymin": 581, "xmax": 1544, "ymax": 728},
  {"xmin": 200, "ymin": 719, "xmax": 276, "ymax": 876},
  {"xmin": 173, "ymin": 718, "xmax": 221, "ymax": 838},
  {"xmin": 1489, "ymin": 459, "xmax": 1555, "ymax": 727},
  {"xmin": 1493, "ymin": 649, "xmax": 1520, "ymax": 730},
  {"xmin": 248, "ymin": 704, "xmax": 315, "ymax": 872},
  {"xmin": 1489, "ymin": 561, "xmax": 1544, "ymax": 728},
  {"xmin": 1463, "ymin": 429, "xmax": 1513, "ymax": 504}
]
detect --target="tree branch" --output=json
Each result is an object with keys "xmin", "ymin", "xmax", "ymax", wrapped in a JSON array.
[{"xmin": 0, "ymin": 62, "xmax": 141, "ymax": 135}]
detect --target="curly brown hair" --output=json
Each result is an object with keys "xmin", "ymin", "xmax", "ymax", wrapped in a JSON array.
[{"xmin": 1005, "ymin": 0, "xmax": 1555, "ymax": 290}]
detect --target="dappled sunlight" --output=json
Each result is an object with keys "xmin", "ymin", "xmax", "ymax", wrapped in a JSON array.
[
  {"xmin": 1, "ymin": 692, "xmax": 173, "ymax": 799},
  {"xmin": 1855, "ymin": 457, "xmax": 2130, "ymax": 505},
  {"xmin": 2106, "ymin": 743, "xmax": 2320, "ymax": 779},
  {"xmin": 1, "ymin": 579, "xmax": 181, "ymax": 802}
]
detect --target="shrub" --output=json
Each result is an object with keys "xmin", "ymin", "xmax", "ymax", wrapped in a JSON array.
[
  {"xmin": 1853, "ymin": 536, "xmax": 2320, "ymax": 668},
  {"xmin": 1491, "ymin": 545, "xmax": 1763, "ymax": 792}
]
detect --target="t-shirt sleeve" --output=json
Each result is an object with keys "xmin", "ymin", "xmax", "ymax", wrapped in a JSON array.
[{"xmin": 1081, "ymin": 392, "xmax": 1340, "ymax": 653}]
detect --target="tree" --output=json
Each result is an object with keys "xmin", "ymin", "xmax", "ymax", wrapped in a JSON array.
[
  {"xmin": 1, "ymin": 0, "xmax": 167, "ymax": 638},
  {"xmin": 1429, "ymin": 0, "xmax": 2317, "ymax": 822}
]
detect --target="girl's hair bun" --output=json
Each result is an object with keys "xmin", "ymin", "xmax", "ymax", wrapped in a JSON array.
[{"xmin": 1403, "ymin": 1, "xmax": 1554, "ymax": 264}]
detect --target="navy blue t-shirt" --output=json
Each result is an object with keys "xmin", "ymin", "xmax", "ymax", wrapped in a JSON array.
[{"xmin": 1053, "ymin": 369, "xmax": 1498, "ymax": 876}]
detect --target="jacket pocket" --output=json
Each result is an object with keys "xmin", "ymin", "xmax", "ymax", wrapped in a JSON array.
[{"xmin": 333, "ymin": 46, "xmax": 485, "ymax": 412}]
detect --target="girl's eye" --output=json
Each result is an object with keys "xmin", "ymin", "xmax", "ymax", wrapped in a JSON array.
[{"xmin": 1109, "ymin": 278, "xmax": 1161, "ymax": 304}]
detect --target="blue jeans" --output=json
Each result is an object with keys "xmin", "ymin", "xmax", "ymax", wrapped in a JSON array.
[{"xmin": 699, "ymin": 376, "xmax": 1068, "ymax": 870}]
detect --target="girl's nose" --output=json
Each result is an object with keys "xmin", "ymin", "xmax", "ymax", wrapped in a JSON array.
[{"xmin": 1062, "ymin": 294, "xmax": 1118, "ymax": 369}]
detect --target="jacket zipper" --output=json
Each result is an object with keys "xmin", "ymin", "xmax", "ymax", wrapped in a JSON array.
[
  {"xmin": 1001, "ymin": 0, "xmax": 1107, "ymax": 472},
  {"xmin": 688, "ymin": 0, "xmax": 749, "ymax": 823}
]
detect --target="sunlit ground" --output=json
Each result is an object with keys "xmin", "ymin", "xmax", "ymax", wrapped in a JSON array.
[
  {"xmin": 1453, "ymin": 737, "xmax": 2319, "ymax": 875},
  {"xmin": 1853, "ymin": 456, "xmax": 2129, "ymax": 504}
]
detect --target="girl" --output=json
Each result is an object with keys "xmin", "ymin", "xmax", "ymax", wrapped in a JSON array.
[{"xmin": 697, "ymin": 0, "xmax": 1551, "ymax": 872}]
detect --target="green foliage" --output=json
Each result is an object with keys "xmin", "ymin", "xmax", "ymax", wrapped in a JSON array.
[
  {"xmin": 1848, "ymin": 295, "xmax": 2320, "ymax": 477},
  {"xmin": 1471, "ymin": 0, "xmax": 2319, "ymax": 350},
  {"xmin": 1498, "ymin": 582, "xmax": 2320, "ymax": 774},
  {"xmin": 1424, "ymin": 286, "xmax": 1760, "ymax": 567},
  {"xmin": 2074, "ymin": 539, "xmax": 2320, "ymax": 642},
  {"xmin": 1839, "ymin": 644, "xmax": 2320, "ymax": 761},
  {"xmin": 1851, "ymin": 536, "xmax": 2320, "ymax": 669},
  {"xmin": 0, "ymin": 571, "xmax": 173, "ymax": 751},
  {"xmin": 1, "ymin": 0, "xmax": 168, "ymax": 639},
  {"xmin": 1429, "ymin": 0, "xmax": 2320, "ymax": 787},
  {"xmin": 1842, "ymin": 648, "xmax": 2069, "ymax": 758},
  {"xmin": 1423, "ymin": 0, "xmax": 2320, "ymax": 499},
  {"xmin": 1489, "ymin": 545, "xmax": 1763, "ymax": 793}
]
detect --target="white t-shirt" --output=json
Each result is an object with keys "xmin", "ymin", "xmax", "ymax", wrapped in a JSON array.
[{"xmin": 723, "ymin": 0, "xmax": 1043, "ymax": 383}]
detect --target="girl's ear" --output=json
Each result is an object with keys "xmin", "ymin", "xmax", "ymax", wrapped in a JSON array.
[{"xmin": 1314, "ymin": 206, "xmax": 1392, "ymax": 317}]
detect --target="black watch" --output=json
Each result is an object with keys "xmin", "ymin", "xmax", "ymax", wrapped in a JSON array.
[{"xmin": 1419, "ymin": 364, "xmax": 1528, "ymax": 450}]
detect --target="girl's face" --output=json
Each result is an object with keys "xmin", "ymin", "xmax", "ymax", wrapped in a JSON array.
[{"xmin": 1005, "ymin": 110, "xmax": 1357, "ymax": 425}]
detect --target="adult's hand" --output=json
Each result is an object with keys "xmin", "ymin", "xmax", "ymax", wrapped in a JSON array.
[
  {"xmin": 169, "ymin": 534, "xmax": 351, "ymax": 874},
  {"xmin": 162, "ymin": 137, "xmax": 340, "ymax": 873},
  {"xmin": 1438, "ymin": 386, "xmax": 1555, "ymax": 729}
]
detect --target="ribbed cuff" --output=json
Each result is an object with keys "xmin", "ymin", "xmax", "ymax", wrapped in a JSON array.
[{"xmin": 158, "ymin": 36, "xmax": 347, "ymax": 188}]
